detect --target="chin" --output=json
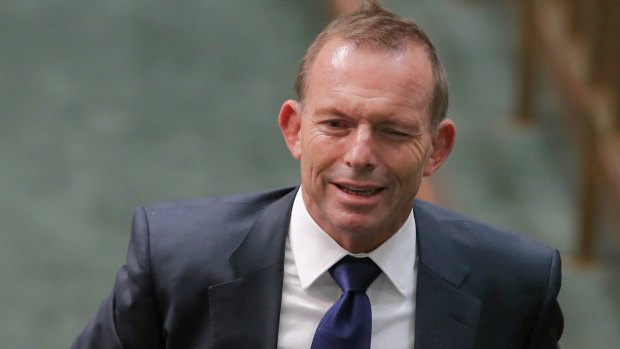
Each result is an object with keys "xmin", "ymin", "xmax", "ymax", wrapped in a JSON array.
[{"xmin": 332, "ymin": 215, "xmax": 379, "ymax": 236}]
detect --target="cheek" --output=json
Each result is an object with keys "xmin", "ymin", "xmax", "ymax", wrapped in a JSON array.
[
  {"xmin": 302, "ymin": 135, "xmax": 340, "ymax": 165},
  {"xmin": 389, "ymin": 147, "xmax": 430, "ymax": 185},
  {"xmin": 299, "ymin": 149, "xmax": 324, "ymax": 183}
]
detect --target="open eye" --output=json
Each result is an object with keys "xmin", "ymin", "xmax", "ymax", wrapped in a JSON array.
[
  {"xmin": 321, "ymin": 119, "xmax": 348, "ymax": 130},
  {"xmin": 323, "ymin": 119, "xmax": 347, "ymax": 129}
]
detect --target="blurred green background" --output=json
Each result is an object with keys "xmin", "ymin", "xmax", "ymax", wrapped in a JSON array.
[{"xmin": 1, "ymin": 0, "xmax": 618, "ymax": 347}]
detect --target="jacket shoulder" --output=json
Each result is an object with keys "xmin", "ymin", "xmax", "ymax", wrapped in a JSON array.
[
  {"xmin": 413, "ymin": 201, "xmax": 563, "ymax": 346},
  {"xmin": 134, "ymin": 186, "xmax": 296, "ymax": 276},
  {"xmin": 142, "ymin": 186, "xmax": 297, "ymax": 214},
  {"xmin": 415, "ymin": 199, "xmax": 555, "ymax": 257},
  {"xmin": 414, "ymin": 199, "xmax": 558, "ymax": 295}
]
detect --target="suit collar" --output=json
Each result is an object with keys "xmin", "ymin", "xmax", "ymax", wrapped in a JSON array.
[
  {"xmin": 413, "ymin": 199, "xmax": 481, "ymax": 349},
  {"xmin": 228, "ymin": 187, "xmax": 297, "ymax": 276},
  {"xmin": 208, "ymin": 187, "xmax": 297, "ymax": 349},
  {"xmin": 413, "ymin": 199, "xmax": 469, "ymax": 287}
]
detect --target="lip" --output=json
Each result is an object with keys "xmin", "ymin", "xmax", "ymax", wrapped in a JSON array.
[
  {"xmin": 331, "ymin": 181, "xmax": 386, "ymax": 200},
  {"xmin": 332, "ymin": 180, "xmax": 385, "ymax": 189}
]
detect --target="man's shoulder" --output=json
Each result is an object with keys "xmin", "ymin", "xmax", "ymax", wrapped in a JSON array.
[
  {"xmin": 414, "ymin": 199, "xmax": 556, "ymax": 262},
  {"xmin": 133, "ymin": 186, "xmax": 297, "ymax": 245},
  {"xmin": 141, "ymin": 186, "xmax": 298, "ymax": 216},
  {"xmin": 128, "ymin": 187, "xmax": 297, "ymax": 272},
  {"xmin": 415, "ymin": 199, "xmax": 560, "ymax": 304}
]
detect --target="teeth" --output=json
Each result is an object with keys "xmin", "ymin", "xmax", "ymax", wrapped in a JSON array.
[{"xmin": 339, "ymin": 185, "xmax": 379, "ymax": 196}]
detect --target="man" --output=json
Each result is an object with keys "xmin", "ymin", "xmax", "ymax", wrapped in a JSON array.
[{"xmin": 73, "ymin": 1, "xmax": 563, "ymax": 348}]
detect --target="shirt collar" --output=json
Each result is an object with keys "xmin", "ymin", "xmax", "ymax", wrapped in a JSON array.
[{"xmin": 289, "ymin": 187, "xmax": 417, "ymax": 295}]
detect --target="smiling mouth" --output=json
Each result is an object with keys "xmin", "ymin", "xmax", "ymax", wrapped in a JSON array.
[{"xmin": 336, "ymin": 184, "xmax": 383, "ymax": 196}]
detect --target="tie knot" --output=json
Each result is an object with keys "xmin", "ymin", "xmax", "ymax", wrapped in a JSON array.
[{"xmin": 329, "ymin": 256, "xmax": 381, "ymax": 293}]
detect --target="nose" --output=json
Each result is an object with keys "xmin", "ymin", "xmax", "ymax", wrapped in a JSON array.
[{"xmin": 343, "ymin": 125, "xmax": 377, "ymax": 170}]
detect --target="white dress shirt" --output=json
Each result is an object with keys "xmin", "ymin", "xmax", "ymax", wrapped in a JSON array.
[{"xmin": 277, "ymin": 188, "xmax": 417, "ymax": 348}]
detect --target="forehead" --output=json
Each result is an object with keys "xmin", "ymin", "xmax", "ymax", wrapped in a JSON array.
[{"xmin": 306, "ymin": 38, "xmax": 434, "ymax": 113}]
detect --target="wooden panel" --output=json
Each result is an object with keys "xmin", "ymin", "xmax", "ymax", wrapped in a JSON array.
[
  {"xmin": 516, "ymin": 0, "xmax": 536, "ymax": 123},
  {"xmin": 577, "ymin": 118, "xmax": 599, "ymax": 263},
  {"xmin": 608, "ymin": 1, "xmax": 620, "ymax": 131},
  {"xmin": 589, "ymin": 0, "xmax": 608, "ymax": 87},
  {"xmin": 601, "ymin": 0, "xmax": 620, "ymax": 87},
  {"xmin": 568, "ymin": 0, "xmax": 586, "ymax": 37}
]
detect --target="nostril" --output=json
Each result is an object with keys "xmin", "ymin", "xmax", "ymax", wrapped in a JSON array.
[{"xmin": 343, "ymin": 141, "xmax": 377, "ymax": 170}]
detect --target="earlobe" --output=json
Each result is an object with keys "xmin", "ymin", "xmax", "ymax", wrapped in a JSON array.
[
  {"xmin": 278, "ymin": 100, "xmax": 302, "ymax": 160},
  {"xmin": 423, "ymin": 119, "xmax": 456, "ymax": 176}
]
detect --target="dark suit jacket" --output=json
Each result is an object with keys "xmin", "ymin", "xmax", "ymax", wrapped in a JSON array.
[{"xmin": 72, "ymin": 186, "xmax": 563, "ymax": 348}]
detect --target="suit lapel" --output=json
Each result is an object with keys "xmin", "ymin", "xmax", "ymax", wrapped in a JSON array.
[
  {"xmin": 208, "ymin": 188, "xmax": 297, "ymax": 349},
  {"xmin": 207, "ymin": 194, "xmax": 481, "ymax": 348},
  {"xmin": 413, "ymin": 201, "xmax": 481, "ymax": 349}
]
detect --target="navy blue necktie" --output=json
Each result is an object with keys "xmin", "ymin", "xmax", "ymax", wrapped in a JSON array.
[{"xmin": 311, "ymin": 256, "xmax": 382, "ymax": 349}]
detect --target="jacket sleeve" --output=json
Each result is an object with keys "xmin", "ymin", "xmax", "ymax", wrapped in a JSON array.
[
  {"xmin": 72, "ymin": 207, "xmax": 164, "ymax": 349},
  {"xmin": 527, "ymin": 249, "xmax": 564, "ymax": 349}
]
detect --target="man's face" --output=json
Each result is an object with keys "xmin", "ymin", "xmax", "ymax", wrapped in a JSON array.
[{"xmin": 279, "ymin": 38, "xmax": 454, "ymax": 252}]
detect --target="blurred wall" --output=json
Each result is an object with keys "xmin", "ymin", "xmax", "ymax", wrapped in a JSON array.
[{"xmin": 1, "ymin": 1, "xmax": 323, "ymax": 347}]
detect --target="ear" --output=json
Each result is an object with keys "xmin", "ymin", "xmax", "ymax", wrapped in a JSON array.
[
  {"xmin": 278, "ymin": 100, "xmax": 302, "ymax": 160},
  {"xmin": 423, "ymin": 119, "xmax": 456, "ymax": 176}
]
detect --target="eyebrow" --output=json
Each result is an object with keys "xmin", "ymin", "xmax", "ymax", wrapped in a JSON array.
[{"xmin": 314, "ymin": 105, "xmax": 347, "ymax": 117}]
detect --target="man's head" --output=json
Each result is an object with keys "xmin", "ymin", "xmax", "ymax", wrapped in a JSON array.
[
  {"xmin": 295, "ymin": 0, "xmax": 448, "ymax": 129},
  {"xmin": 279, "ymin": 1, "xmax": 456, "ymax": 253}
]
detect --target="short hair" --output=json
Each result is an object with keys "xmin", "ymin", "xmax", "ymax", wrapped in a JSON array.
[{"xmin": 294, "ymin": 0, "xmax": 449, "ymax": 128}]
